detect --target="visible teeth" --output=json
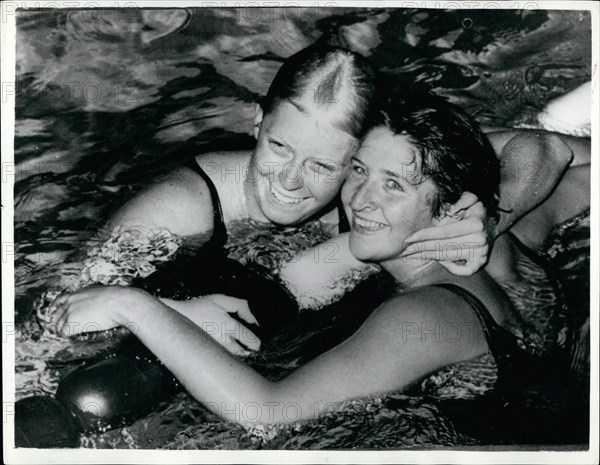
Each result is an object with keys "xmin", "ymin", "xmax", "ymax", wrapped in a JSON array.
[
  {"xmin": 355, "ymin": 217, "xmax": 386, "ymax": 230},
  {"xmin": 270, "ymin": 185, "xmax": 306, "ymax": 205}
]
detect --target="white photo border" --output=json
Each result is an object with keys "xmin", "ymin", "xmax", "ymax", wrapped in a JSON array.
[{"xmin": 2, "ymin": 1, "xmax": 598, "ymax": 464}]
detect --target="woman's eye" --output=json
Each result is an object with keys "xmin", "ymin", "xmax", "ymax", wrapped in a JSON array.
[
  {"xmin": 385, "ymin": 179, "xmax": 404, "ymax": 192},
  {"xmin": 311, "ymin": 161, "xmax": 336, "ymax": 174},
  {"xmin": 269, "ymin": 140, "xmax": 287, "ymax": 153},
  {"xmin": 352, "ymin": 165, "xmax": 366, "ymax": 176}
]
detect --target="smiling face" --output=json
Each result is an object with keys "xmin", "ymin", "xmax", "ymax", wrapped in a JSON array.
[
  {"xmin": 251, "ymin": 101, "xmax": 358, "ymax": 225},
  {"xmin": 341, "ymin": 127, "xmax": 438, "ymax": 264}
]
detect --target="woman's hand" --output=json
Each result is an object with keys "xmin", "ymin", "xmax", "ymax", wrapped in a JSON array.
[
  {"xmin": 159, "ymin": 294, "xmax": 261, "ymax": 355},
  {"xmin": 401, "ymin": 192, "xmax": 494, "ymax": 276},
  {"xmin": 53, "ymin": 285, "xmax": 148, "ymax": 337}
]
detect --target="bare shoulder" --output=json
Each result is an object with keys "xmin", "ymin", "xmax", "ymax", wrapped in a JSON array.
[
  {"xmin": 363, "ymin": 285, "xmax": 488, "ymax": 363},
  {"xmin": 366, "ymin": 288, "xmax": 461, "ymax": 340},
  {"xmin": 106, "ymin": 164, "xmax": 216, "ymax": 237},
  {"xmin": 378, "ymin": 277, "xmax": 512, "ymax": 335},
  {"xmin": 107, "ymin": 150, "xmax": 253, "ymax": 236},
  {"xmin": 377, "ymin": 286, "xmax": 462, "ymax": 322}
]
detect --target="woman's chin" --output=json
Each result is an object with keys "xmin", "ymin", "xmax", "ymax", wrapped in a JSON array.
[
  {"xmin": 261, "ymin": 203, "xmax": 312, "ymax": 226},
  {"xmin": 348, "ymin": 238, "xmax": 380, "ymax": 262}
]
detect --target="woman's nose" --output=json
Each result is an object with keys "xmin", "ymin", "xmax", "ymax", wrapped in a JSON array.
[
  {"xmin": 278, "ymin": 162, "xmax": 304, "ymax": 191},
  {"xmin": 349, "ymin": 181, "xmax": 377, "ymax": 211}
]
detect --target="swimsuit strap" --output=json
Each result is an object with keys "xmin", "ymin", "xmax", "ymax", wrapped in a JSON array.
[
  {"xmin": 183, "ymin": 157, "xmax": 228, "ymax": 249},
  {"xmin": 433, "ymin": 283, "xmax": 532, "ymax": 384},
  {"xmin": 504, "ymin": 231, "xmax": 551, "ymax": 270},
  {"xmin": 504, "ymin": 207, "xmax": 590, "ymax": 271}
]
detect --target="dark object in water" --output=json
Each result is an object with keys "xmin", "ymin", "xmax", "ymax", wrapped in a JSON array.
[
  {"xmin": 15, "ymin": 252, "xmax": 299, "ymax": 447},
  {"xmin": 55, "ymin": 336, "xmax": 183, "ymax": 433},
  {"xmin": 15, "ymin": 396, "xmax": 80, "ymax": 448},
  {"xmin": 14, "ymin": 337, "xmax": 181, "ymax": 448}
]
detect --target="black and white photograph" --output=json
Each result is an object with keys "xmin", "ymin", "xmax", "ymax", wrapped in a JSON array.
[{"xmin": 2, "ymin": 1, "xmax": 598, "ymax": 462}]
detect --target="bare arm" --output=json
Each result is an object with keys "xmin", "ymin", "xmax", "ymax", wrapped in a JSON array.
[
  {"xmin": 56, "ymin": 285, "xmax": 486, "ymax": 426},
  {"xmin": 483, "ymin": 127, "xmax": 590, "ymax": 166},
  {"xmin": 489, "ymin": 131, "xmax": 576, "ymax": 235},
  {"xmin": 508, "ymin": 162, "xmax": 590, "ymax": 250},
  {"xmin": 129, "ymin": 288, "xmax": 485, "ymax": 425}
]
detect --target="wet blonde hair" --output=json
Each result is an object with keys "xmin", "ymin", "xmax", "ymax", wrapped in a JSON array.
[{"xmin": 260, "ymin": 44, "xmax": 379, "ymax": 140}]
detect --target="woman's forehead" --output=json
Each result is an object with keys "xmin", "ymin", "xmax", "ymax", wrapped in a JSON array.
[
  {"xmin": 265, "ymin": 101, "xmax": 358, "ymax": 161},
  {"xmin": 357, "ymin": 128, "xmax": 419, "ymax": 166}
]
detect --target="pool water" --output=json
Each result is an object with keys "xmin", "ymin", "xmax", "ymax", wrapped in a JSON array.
[{"xmin": 13, "ymin": 8, "xmax": 590, "ymax": 448}]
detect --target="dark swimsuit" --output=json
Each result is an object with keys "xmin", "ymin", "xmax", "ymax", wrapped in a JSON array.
[
  {"xmin": 183, "ymin": 157, "xmax": 228, "ymax": 248},
  {"xmin": 433, "ymin": 283, "xmax": 536, "ymax": 388},
  {"xmin": 504, "ymin": 214, "xmax": 591, "ymax": 381}
]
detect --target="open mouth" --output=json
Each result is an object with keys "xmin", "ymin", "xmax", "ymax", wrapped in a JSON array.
[
  {"xmin": 270, "ymin": 184, "xmax": 309, "ymax": 205},
  {"xmin": 352, "ymin": 215, "xmax": 388, "ymax": 233}
]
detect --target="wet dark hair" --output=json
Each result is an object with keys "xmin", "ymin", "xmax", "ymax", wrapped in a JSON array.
[
  {"xmin": 260, "ymin": 44, "xmax": 379, "ymax": 140},
  {"xmin": 376, "ymin": 91, "xmax": 500, "ymax": 220}
]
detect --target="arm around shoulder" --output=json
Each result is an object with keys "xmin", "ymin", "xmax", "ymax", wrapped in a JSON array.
[{"xmin": 110, "ymin": 283, "xmax": 487, "ymax": 426}]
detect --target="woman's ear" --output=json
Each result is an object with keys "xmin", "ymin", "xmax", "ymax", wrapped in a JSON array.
[{"xmin": 254, "ymin": 104, "xmax": 264, "ymax": 140}]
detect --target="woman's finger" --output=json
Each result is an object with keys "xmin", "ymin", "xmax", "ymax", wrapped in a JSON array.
[
  {"xmin": 223, "ymin": 338, "xmax": 247, "ymax": 356},
  {"xmin": 223, "ymin": 327, "xmax": 260, "ymax": 355},
  {"xmin": 448, "ymin": 192, "xmax": 479, "ymax": 214},
  {"xmin": 401, "ymin": 233, "xmax": 487, "ymax": 258},
  {"xmin": 439, "ymin": 258, "xmax": 485, "ymax": 276},
  {"xmin": 210, "ymin": 294, "xmax": 258, "ymax": 326},
  {"xmin": 209, "ymin": 294, "xmax": 248, "ymax": 308},
  {"xmin": 236, "ymin": 326, "xmax": 261, "ymax": 351},
  {"xmin": 215, "ymin": 315, "xmax": 261, "ymax": 352},
  {"xmin": 462, "ymin": 199, "xmax": 486, "ymax": 217},
  {"xmin": 234, "ymin": 305, "xmax": 259, "ymax": 327},
  {"xmin": 405, "ymin": 217, "xmax": 484, "ymax": 243}
]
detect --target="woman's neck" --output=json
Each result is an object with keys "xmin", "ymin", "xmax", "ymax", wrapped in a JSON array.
[
  {"xmin": 209, "ymin": 161, "xmax": 266, "ymax": 225},
  {"xmin": 380, "ymin": 255, "xmax": 452, "ymax": 289},
  {"xmin": 241, "ymin": 162, "xmax": 270, "ymax": 224}
]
